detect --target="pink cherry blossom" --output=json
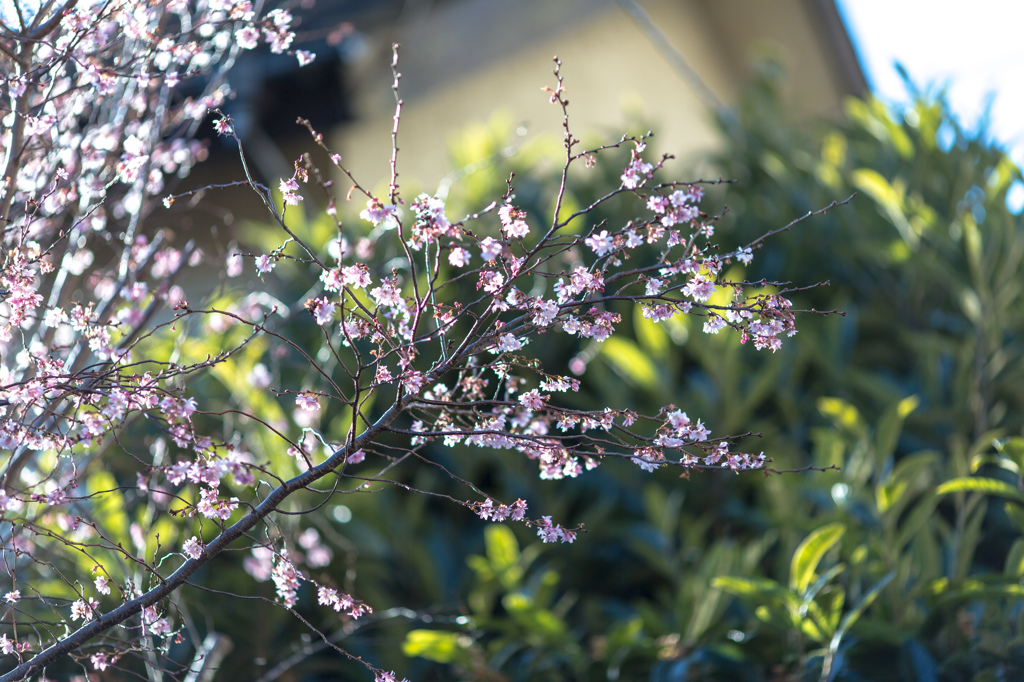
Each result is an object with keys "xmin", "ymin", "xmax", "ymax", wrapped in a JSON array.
[
  {"xmin": 311, "ymin": 298, "xmax": 336, "ymax": 325},
  {"xmin": 91, "ymin": 653, "xmax": 114, "ymax": 671},
  {"xmin": 448, "ymin": 247, "xmax": 471, "ymax": 267},
  {"xmin": 296, "ymin": 392, "xmax": 320, "ymax": 412},
  {"xmin": 585, "ymin": 230, "xmax": 614, "ymax": 257},
  {"xmin": 272, "ymin": 554, "xmax": 301, "ymax": 607},
  {"xmin": 360, "ymin": 199, "xmax": 398, "ymax": 228},
  {"xmin": 479, "ymin": 237, "xmax": 502, "ymax": 261},
  {"xmin": 499, "ymin": 204, "xmax": 530, "ymax": 239},
  {"xmin": 620, "ymin": 157, "xmax": 653, "ymax": 188},
  {"xmin": 341, "ymin": 264, "xmax": 372, "ymax": 289},
  {"xmin": 519, "ymin": 389, "xmax": 546, "ymax": 411},
  {"xmin": 236, "ymin": 26, "xmax": 260, "ymax": 49},
  {"xmin": 255, "ymin": 255, "xmax": 275, "ymax": 274},
  {"xmin": 683, "ymin": 273, "xmax": 716, "ymax": 302},
  {"xmin": 280, "ymin": 177, "xmax": 303, "ymax": 206},
  {"xmin": 183, "ymin": 536, "xmax": 205, "ymax": 560},
  {"xmin": 71, "ymin": 598, "xmax": 99, "ymax": 621},
  {"xmin": 214, "ymin": 116, "xmax": 233, "ymax": 136}
]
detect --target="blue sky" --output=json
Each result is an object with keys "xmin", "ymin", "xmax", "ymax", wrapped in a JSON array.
[{"xmin": 837, "ymin": 0, "xmax": 1024, "ymax": 183}]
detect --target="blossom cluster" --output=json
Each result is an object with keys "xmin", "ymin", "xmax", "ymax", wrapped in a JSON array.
[
  {"xmin": 474, "ymin": 498, "xmax": 528, "ymax": 522},
  {"xmin": 535, "ymin": 516, "xmax": 577, "ymax": 544},
  {"xmin": 0, "ymin": 0, "xmax": 330, "ymax": 676},
  {"xmin": 317, "ymin": 586, "xmax": 372, "ymax": 619}
]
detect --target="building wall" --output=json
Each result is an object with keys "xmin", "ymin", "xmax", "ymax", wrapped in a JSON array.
[{"xmin": 332, "ymin": 0, "xmax": 860, "ymax": 193}]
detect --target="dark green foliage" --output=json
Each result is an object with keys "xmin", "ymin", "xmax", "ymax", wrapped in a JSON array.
[
  {"xmin": 380, "ymin": 64, "xmax": 1024, "ymax": 680},
  {"xmin": 169, "ymin": 65, "xmax": 1024, "ymax": 681}
]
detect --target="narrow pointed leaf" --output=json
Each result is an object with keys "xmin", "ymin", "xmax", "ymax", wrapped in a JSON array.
[
  {"xmin": 828, "ymin": 570, "xmax": 896, "ymax": 659},
  {"xmin": 790, "ymin": 523, "xmax": 846, "ymax": 593},
  {"xmin": 936, "ymin": 477, "xmax": 1024, "ymax": 504}
]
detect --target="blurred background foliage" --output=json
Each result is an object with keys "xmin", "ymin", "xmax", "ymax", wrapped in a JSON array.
[{"xmin": 87, "ymin": 60, "xmax": 1024, "ymax": 681}]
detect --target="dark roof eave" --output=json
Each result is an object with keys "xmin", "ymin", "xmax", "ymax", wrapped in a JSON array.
[{"xmin": 809, "ymin": 0, "xmax": 869, "ymax": 98}]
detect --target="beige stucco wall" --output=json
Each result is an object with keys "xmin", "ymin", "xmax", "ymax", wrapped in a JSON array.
[
  {"xmin": 704, "ymin": 0, "xmax": 855, "ymax": 118},
  {"xmin": 332, "ymin": 0, "xmax": 857, "ymax": 194}
]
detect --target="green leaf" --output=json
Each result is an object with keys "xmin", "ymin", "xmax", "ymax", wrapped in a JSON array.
[
  {"xmin": 478, "ymin": 525, "xmax": 523, "ymax": 590},
  {"xmin": 875, "ymin": 394, "xmax": 919, "ymax": 462},
  {"xmin": 754, "ymin": 604, "xmax": 774, "ymax": 624},
  {"xmin": 934, "ymin": 580, "xmax": 1024, "ymax": 607},
  {"xmin": 604, "ymin": 615, "xmax": 645, "ymax": 672},
  {"xmin": 958, "ymin": 288, "xmax": 982, "ymax": 325},
  {"xmin": 715, "ymin": 574, "xmax": 802, "ymax": 631},
  {"xmin": 711, "ymin": 575, "xmax": 783, "ymax": 598},
  {"xmin": 790, "ymin": 523, "xmax": 846, "ymax": 594},
  {"xmin": 1006, "ymin": 502, "xmax": 1024, "ymax": 534},
  {"xmin": 851, "ymin": 169, "xmax": 917, "ymax": 246},
  {"xmin": 533, "ymin": 569, "xmax": 560, "ymax": 610},
  {"xmin": 502, "ymin": 592, "xmax": 569, "ymax": 640},
  {"xmin": 996, "ymin": 437, "xmax": 1024, "ymax": 471},
  {"xmin": 683, "ymin": 543, "xmax": 733, "ymax": 642},
  {"xmin": 878, "ymin": 451, "xmax": 939, "ymax": 515},
  {"xmin": 820, "ymin": 586, "xmax": 846, "ymax": 634},
  {"xmin": 955, "ymin": 500, "xmax": 988, "ymax": 581},
  {"xmin": 803, "ymin": 563, "xmax": 845, "ymax": 607},
  {"xmin": 484, "ymin": 524, "xmax": 519, "ymax": 572},
  {"xmin": 821, "ymin": 130, "xmax": 847, "ymax": 167},
  {"xmin": 800, "ymin": 605, "xmax": 828, "ymax": 642},
  {"xmin": 605, "ymin": 615, "xmax": 644, "ymax": 651},
  {"xmin": 827, "ymin": 571, "xmax": 896, "ymax": 665},
  {"xmin": 402, "ymin": 629, "xmax": 472, "ymax": 665},
  {"xmin": 804, "ymin": 596, "xmax": 832, "ymax": 641},
  {"xmin": 88, "ymin": 470, "xmax": 130, "ymax": 546},
  {"xmin": 876, "ymin": 479, "xmax": 909, "ymax": 515},
  {"xmin": 961, "ymin": 213, "xmax": 982, "ymax": 275},
  {"xmin": 1004, "ymin": 539, "xmax": 1024, "ymax": 578},
  {"xmin": 633, "ymin": 304, "xmax": 670, "ymax": 359},
  {"xmin": 599, "ymin": 336, "xmax": 659, "ymax": 389},
  {"xmin": 894, "ymin": 494, "xmax": 939, "ymax": 552},
  {"xmin": 935, "ymin": 477, "xmax": 1024, "ymax": 504},
  {"xmin": 817, "ymin": 397, "xmax": 865, "ymax": 435},
  {"xmin": 466, "ymin": 554, "xmax": 493, "ymax": 580},
  {"xmin": 759, "ymin": 150, "xmax": 792, "ymax": 183},
  {"xmin": 812, "ymin": 427, "xmax": 847, "ymax": 469},
  {"xmin": 971, "ymin": 453, "xmax": 1020, "ymax": 476}
]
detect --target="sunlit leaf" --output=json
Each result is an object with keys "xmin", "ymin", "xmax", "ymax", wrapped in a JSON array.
[
  {"xmin": 599, "ymin": 336, "xmax": 659, "ymax": 389},
  {"xmin": 402, "ymin": 629, "xmax": 472, "ymax": 665},
  {"xmin": 936, "ymin": 477, "xmax": 1024, "ymax": 504},
  {"xmin": 711, "ymin": 575, "xmax": 783, "ymax": 598},
  {"xmin": 790, "ymin": 523, "xmax": 845, "ymax": 594},
  {"xmin": 633, "ymin": 304, "xmax": 670, "ymax": 359},
  {"xmin": 503, "ymin": 592, "xmax": 570, "ymax": 640},
  {"xmin": 996, "ymin": 437, "xmax": 1024, "ymax": 471},
  {"xmin": 1006, "ymin": 503, "xmax": 1024, "ymax": 534},
  {"xmin": 851, "ymin": 168, "xmax": 917, "ymax": 246},
  {"xmin": 88, "ymin": 470, "xmax": 130, "ymax": 547},
  {"xmin": 817, "ymin": 397, "xmax": 864, "ymax": 434},
  {"xmin": 485, "ymin": 524, "xmax": 519, "ymax": 572},
  {"xmin": 878, "ymin": 451, "xmax": 938, "ymax": 514},
  {"xmin": 1005, "ymin": 539, "xmax": 1024, "ymax": 578},
  {"xmin": 875, "ymin": 394, "xmax": 919, "ymax": 461}
]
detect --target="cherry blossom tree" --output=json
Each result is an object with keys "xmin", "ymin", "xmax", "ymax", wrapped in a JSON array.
[{"xmin": 0, "ymin": 1, "xmax": 845, "ymax": 679}]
